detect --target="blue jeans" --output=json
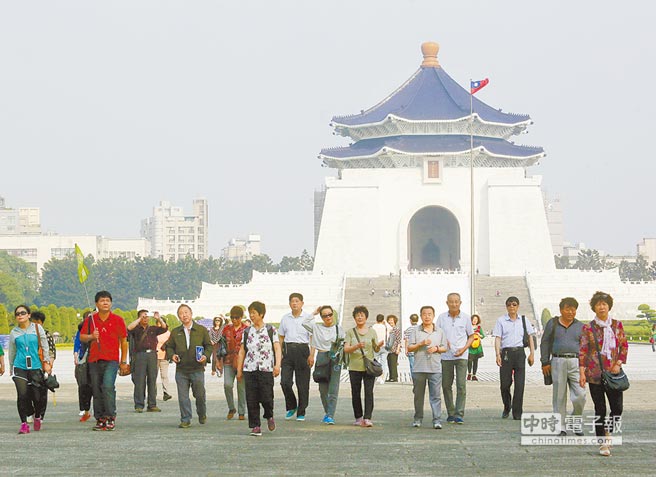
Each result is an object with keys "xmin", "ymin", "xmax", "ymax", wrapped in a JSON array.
[
  {"xmin": 317, "ymin": 352, "xmax": 341, "ymax": 418},
  {"xmin": 408, "ymin": 354, "xmax": 415, "ymax": 374},
  {"xmin": 89, "ymin": 360, "xmax": 119, "ymax": 419},
  {"xmin": 175, "ymin": 369, "xmax": 206, "ymax": 423},
  {"xmin": 412, "ymin": 372, "xmax": 442, "ymax": 423}
]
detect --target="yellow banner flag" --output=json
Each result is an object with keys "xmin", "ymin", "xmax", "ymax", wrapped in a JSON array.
[{"xmin": 75, "ymin": 243, "xmax": 90, "ymax": 284}]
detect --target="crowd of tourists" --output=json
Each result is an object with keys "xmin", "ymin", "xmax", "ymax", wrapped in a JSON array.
[{"xmin": 2, "ymin": 289, "xmax": 628, "ymax": 456}]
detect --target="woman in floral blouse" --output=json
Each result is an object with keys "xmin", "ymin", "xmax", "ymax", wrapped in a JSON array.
[
  {"xmin": 579, "ymin": 291, "xmax": 628, "ymax": 457},
  {"xmin": 236, "ymin": 301, "xmax": 281, "ymax": 437}
]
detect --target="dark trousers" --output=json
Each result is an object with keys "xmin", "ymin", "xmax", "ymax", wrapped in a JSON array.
[
  {"xmin": 589, "ymin": 382, "xmax": 623, "ymax": 437},
  {"xmin": 132, "ymin": 351, "xmax": 158, "ymax": 409},
  {"xmin": 75, "ymin": 365, "xmax": 93, "ymax": 412},
  {"xmin": 89, "ymin": 360, "xmax": 119, "ymax": 420},
  {"xmin": 387, "ymin": 353, "xmax": 399, "ymax": 381},
  {"xmin": 349, "ymin": 370, "xmax": 375, "ymax": 420},
  {"xmin": 244, "ymin": 370, "xmax": 274, "ymax": 428},
  {"xmin": 12, "ymin": 369, "xmax": 46, "ymax": 423},
  {"xmin": 36, "ymin": 378, "xmax": 49, "ymax": 418},
  {"xmin": 280, "ymin": 343, "xmax": 310, "ymax": 415},
  {"xmin": 468, "ymin": 354, "xmax": 481, "ymax": 375},
  {"xmin": 499, "ymin": 348, "xmax": 526, "ymax": 419}
]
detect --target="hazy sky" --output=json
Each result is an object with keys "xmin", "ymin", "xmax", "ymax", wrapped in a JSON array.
[{"xmin": 1, "ymin": 1, "xmax": 654, "ymax": 260}]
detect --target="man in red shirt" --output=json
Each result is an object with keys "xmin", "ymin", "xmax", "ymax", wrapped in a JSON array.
[{"xmin": 80, "ymin": 291, "xmax": 128, "ymax": 431}]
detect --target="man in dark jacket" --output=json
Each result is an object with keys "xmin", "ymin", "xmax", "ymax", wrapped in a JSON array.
[{"xmin": 165, "ymin": 304, "xmax": 212, "ymax": 428}]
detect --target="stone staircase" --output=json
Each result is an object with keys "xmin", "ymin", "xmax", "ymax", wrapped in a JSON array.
[
  {"xmin": 473, "ymin": 276, "xmax": 537, "ymax": 333},
  {"xmin": 341, "ymin": 275, "xmax": 401, "ymax": 329}
]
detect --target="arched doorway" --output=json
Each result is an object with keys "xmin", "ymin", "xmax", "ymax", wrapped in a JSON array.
[{"xmin": 407, "ymin": 206, "xmax": 460, "ymax": 270}]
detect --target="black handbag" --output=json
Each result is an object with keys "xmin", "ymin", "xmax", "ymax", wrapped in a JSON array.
[
  {"xmin": 45, "ymin": 373, "xmax": 60, "ymax": 392},
  {"xmin": 216, "ymin": 336, "xmax": 228, "ymax": 358},
  {"xmin": 592, "ymin": 325, "xmax": 629, "ymax": 392},
  {"xmin": 353, "ymin": 329, "xmax": 383, "ymax": 377},
  {"xmin": 363, "ymin": 356, "xmax": 383, "ymax": 377},
  {"xmin": 312, "ymin": 352, "xmax": 331, "ymax": 383},
  {"xmin": 543, "ymin": 317, "xmax": 558, "ymax": 386},
  {"xmin": 521, "ymin": 315, "xmax": 537, "ymax": 349}
]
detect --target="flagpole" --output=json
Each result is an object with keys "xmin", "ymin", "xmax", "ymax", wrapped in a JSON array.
[{"xmin": 469, "ymin": 80, "xmax": 475, "ymax": 317}]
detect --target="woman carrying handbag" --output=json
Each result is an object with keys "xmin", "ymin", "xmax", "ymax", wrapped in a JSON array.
[
  {"xmin": 343, "ymin": 306, "xmax": 383, "ymax": 428},
  {"xmin": 579, "ymin": 291, "xmax": 629, "ymax": 457},
  {"xmin": 8, "ymin": 305, "xmax": 50, "ymax": 434}
]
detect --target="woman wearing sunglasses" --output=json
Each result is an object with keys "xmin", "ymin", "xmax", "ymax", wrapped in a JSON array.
[
  {"xmin": 8, "ymin": 305, "xmax": 50, "ymax": 434},
  {"xmin": 303, "ymin": 305, "xmax": 345, "ymax": 425}
]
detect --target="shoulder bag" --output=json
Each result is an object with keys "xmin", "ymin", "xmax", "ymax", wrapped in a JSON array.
[
  {"xmin": 543, "ymin": 317, "xmax": 558, "ymax": 386},
  {"xmin": 313, "ymin": 324, "xmax": 343, "ymax": 383},
  {"xmin": 35, "ymin": 323, "xmax": 59, "ymax": 391},
  {"xmin": 353, "ymin": 328, "xmax": 383, "ymax": 377},
  {"xmin": 521, "ymin": 315, "xmax": 538, "ymax": 350},
  {"xmin": 592, "ymin": 324, "xmax": 629, "ymax": 392}
]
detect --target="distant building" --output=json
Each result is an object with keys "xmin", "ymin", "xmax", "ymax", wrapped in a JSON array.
[
  {"xmin": 560, "ymin": 241, "xmax": 635, "ymax": 267},
  {"xmin": 0, "ymin": 196, "xmax": 41, "ymax": 235},
  {"xmin": 0, "ymin": 234, "xmax": 150, "ymax": 274},
  {"xmin": 637, "ymin": 238, "xmax": 656, "ymax": 264},
  {"xmin": 221, "ymin": 234, "xmax": 261, "ymax": 262},
  {"xmin": 141, "ymin": 199, "xmax": 208, "ymax": 261}
]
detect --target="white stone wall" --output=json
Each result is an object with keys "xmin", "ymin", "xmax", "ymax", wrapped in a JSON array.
[
  {"xmin": 313, "ymin": 166, "xmax": 555, "ymax": 277},
  {"xmin": 138, "ymin": 271, "xmax": 344, "ymax": 322},
  {"xmin": 526, "ymin": 269, "xmax": 656, "ymax": 323},
  {"xmin": 400, "ymin": 271, "xmax": 471, "ymax": 330}
]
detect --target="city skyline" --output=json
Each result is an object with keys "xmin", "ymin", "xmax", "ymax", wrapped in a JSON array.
[{"xmin": 1, "ymin": 2, "xmax": 654, "ymax": 260}]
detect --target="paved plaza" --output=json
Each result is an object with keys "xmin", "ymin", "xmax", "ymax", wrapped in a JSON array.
[{"xmin": 0, "ymin": 345, "xmax": 654, "ymax": 476}]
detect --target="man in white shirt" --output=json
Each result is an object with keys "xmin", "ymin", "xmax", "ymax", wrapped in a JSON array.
[
  {"xmin": 278, "ymin": 292, "xmax": 312, "ymax": 421},
  {"xmin": 436, "ymin": 293, "xmax": 475, "ymax": 424},
  {"xmin": 493, "ymin": 296, "xmax": 536, "ymax": 420}
]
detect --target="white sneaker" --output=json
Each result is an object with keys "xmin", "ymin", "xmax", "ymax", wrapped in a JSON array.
[
  {"xmin": 27, "ymin": 415, "xmax": 34, "ymax": 423},
  {"xmin": 79, "ymin": 411, "xmax": 86, "ymax": 416},
  {"xmin": 599, "ymin": 445, "xmax": 611, "ymax": 456}
]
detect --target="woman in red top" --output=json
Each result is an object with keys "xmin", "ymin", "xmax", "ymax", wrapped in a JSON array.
[
  {"xmin": 222, "ymin": 306, "xmax": 248, "ymax": 420},
  {"xmin": 579, "ymin": 291, "xmax": 628, "ymax": 457}
]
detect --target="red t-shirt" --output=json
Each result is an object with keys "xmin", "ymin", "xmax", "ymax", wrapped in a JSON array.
[{"xmin": 83, "ymin": 312, "xmax": 127, "ymax": 362}]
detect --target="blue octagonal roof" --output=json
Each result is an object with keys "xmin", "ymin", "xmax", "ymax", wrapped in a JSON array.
[
  {"xmin": 332, "ymin": 67, "xmax": 530, "ymax": 127},
  {"xmin": 320, "ymin": 135, "xmax": 543, "ymax": 160}
]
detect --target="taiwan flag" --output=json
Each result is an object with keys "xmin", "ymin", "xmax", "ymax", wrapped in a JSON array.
[{"xmin": 470, "ymin": 78, "xmax": 489, "ymax": 94}]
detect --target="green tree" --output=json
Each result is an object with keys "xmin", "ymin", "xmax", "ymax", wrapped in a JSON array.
[
  {"xmin": 637, "ymin": 304, "xmax": 656, "ymax": 322},
  {"xmin": 554, "ymin": 255, "xmax": 570, "ymax": 269},
  {"xmin": 541, "ymin": 308, "xmax": 552, "ymax": 328},
  {"xmin": 299, "ymin": 249, "xmax": 314, "ymax": 271},
  {"xmin": 0, "ymin": 273, "xmax": 24, "ymax": 308},
  {"xmin": 619, "ymin": 256, "xmax": 653, "ymax": 282},
  {"xmin": 0, "ymin": 251, "xmax": 39, "ymax": 308},
  {"xmin": 0, "ymin": 304, "xmax": 10, "ymax": 334},
  {"xmin": 574, "ymin": 249, "xmax": 605, "ymax": 270},
  {"xmin": 279, "ymin": 255, "xmax": 301, "ymax": 272},
  {"xmin": 37, "ymin": 255, "xmax": 96, "ymax": 308}
]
